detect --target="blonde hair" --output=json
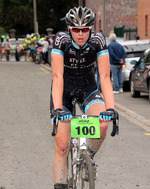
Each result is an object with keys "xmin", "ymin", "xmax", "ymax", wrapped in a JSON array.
[{"xmin": 109, "ymin": 33, "xmax": 116, "ymax": 42}]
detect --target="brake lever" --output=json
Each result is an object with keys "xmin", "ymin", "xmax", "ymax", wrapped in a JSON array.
[
  {"xmin": 111, "ymin": 111, "xmax": 119, "ymax": 137},
  {"xmin": 51, "ymin": 114, "xmax": 59, "ymax": 136}
]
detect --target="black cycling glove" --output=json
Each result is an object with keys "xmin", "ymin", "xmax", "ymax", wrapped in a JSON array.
[
  {"xmin": 54, "ymin": 108, "xmax": 72, "ymax": 122},
  {"xmin": 99, "ymin": 108, "xmax": 116, "ymax": 120}
]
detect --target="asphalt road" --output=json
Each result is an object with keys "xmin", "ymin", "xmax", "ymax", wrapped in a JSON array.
[{"xmin": 0, "ymin": 60, "xmax": 150, "ymax": 189}]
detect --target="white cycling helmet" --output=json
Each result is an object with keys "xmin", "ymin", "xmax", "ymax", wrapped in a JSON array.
[{"xmin": 65, "ymin": 6, "xmax": 95, "ymax": 27}]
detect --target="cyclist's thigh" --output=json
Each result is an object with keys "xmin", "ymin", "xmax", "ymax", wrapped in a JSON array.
[
  {"xmin": 81, "ymin": 89, "xmax": 105, "ymax": 115},
  {"xmin": 87, "ymin": 102, "xmax": 105, "ymax": 116},
  {"xmin": 83, "ymin": 90, "xmax": 108, "ymax": 133},
  {"xmin": 88, "ymin": 102, "xmax": 108, "ymax": 132}
]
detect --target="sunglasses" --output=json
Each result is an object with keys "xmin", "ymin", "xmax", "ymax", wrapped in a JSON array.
[{"xmin": 69, "ymin": 26, "xmax": 92, "ymax": 33}]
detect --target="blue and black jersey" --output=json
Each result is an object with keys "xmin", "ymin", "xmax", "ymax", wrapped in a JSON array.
[
  {"xmin": 50, "ymin": 31, "xmax": 108, "ymax": 119},
  {"xmin": 51, "ymin": 31, "xmax": 108, "ymax": 76}
]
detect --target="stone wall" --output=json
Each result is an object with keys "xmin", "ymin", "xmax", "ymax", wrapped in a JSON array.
[{"xmin": 86, "ymin": 0, "xmax": 137, "ymax": 37}]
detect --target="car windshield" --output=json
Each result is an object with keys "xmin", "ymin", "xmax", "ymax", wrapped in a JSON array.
[
  {"xmin": 145, "ymin": 54, "xmax": 150, "ymax": 65},
  {"xmin": 10, "ymin": 40, "xmax": 16, "ymax": 45},
  {"xmin": 124, "ymin": 44, "xmax": 150, "ymax": 53},
  {"xmin": 126, "ymin": 51, "xmax": 144, "ymax": 58},
  {"xmin": 124, "ymin": 43, "xmax": 150, "ymax": 58},
  {"xmin": 10, "ymin": 38, "xmax": 24, "ymax": 45},
  {"xmin": 18, "ymin": 39, "xmax": 24, "ymax": 44}
]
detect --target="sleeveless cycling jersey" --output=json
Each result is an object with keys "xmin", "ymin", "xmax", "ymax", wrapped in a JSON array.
[{"xmin": 51, "ymin": 31, "xmax": 108, "ymax": 76}]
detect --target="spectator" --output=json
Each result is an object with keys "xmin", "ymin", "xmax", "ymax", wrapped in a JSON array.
[
  {"xmin": 108, "ymin": 33, "xmax": 126, "ymax": 94},
  {"xmin": 1, "ymin": 36, "xmax": 11, "ymax": 60},
  {"xmin": 41, "ymin": 35, "xmax": 49, "ymax": 64},
  {"xmin": 15, "ymin": 37, "xmax": 20, "ymax": 61},
  {"xmin": 48, "ymin": 35, "xmax": 54, "ymax": 65}
]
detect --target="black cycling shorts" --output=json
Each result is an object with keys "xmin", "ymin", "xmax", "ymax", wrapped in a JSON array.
[{"xmin": 50, "ymin": 71, "xmax": 105, "ymax": 122}]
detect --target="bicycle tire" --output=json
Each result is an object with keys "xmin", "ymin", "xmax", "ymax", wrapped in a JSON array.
[
  {"xmin": 67, "ymin": 149, "xmax": 74, "ymax": 188},
  {"xmin": 76, "ymin": 152, "xmax": 95, "ymax": 189}
]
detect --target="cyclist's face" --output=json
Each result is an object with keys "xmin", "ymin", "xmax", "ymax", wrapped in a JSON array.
[{"xmin": 69, "ymin": 26, "xmax": 91, "ymax": 47}]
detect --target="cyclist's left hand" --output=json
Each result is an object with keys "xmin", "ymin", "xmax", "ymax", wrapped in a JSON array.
[
  {"xmin": 54, "ymin": 108, "xmax": 72, "ymax": 122},
  {"xmin": 99, "ymin": 108, "xmax": 115, "ymax": 122}
]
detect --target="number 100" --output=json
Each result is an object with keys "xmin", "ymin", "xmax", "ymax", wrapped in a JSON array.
[{"xmin": 76, "ymin": 126, "xmax": 95, "ymax": 135}]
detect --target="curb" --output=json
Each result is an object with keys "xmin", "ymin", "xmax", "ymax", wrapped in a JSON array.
[
  {"xmin": 115, "ymin": 102, "xmax": 150, "ymax": 128},
  {"xmin": 41, "ymin": 64, "xmax": 150, "ymax": 128},
  {"xmin": 41, "ymin": 64, "xmax": 52, "ymax": 71}
]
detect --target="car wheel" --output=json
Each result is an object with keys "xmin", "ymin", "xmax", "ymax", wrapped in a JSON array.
[{"xmin": 130, "ymin": 81, "xmax": 140, "ymax": 97}]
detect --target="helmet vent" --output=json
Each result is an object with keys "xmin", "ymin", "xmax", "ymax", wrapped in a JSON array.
[{"xmin": 65, "ymin": 6, "xmax": 95, "ymax": 27}]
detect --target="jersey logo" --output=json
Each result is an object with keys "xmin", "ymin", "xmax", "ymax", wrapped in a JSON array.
[
  {"xmin": 95, "ymin": 95, "xmax": 101, "ymax": 98},
  {"xmin": 69, "ymin": 48, "xmax": 76, "ymax": 56}
]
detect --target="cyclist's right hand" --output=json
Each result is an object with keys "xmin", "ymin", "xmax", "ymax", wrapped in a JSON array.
[
  {"xmin": 51, "ymin": 109, "xmax": 72, "ymax": 136},
  {"xmin": 54, "ymin": 108, "xmax": 72, "ymax": 122}
]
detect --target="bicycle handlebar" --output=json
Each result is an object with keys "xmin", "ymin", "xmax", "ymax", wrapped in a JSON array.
[{"xmin": 51, "ymin": 112, "xmax": 119, "ymax": 137}]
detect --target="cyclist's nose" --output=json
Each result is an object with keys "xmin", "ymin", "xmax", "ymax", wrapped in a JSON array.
[{"xmin": 79, "ymin": 30, "xmax": 83, "ymax": 35}]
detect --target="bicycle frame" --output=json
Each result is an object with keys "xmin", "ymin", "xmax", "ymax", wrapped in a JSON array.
[{"xmin": 69, "ymin": 129, "xmax": 89, "ymax": 188}]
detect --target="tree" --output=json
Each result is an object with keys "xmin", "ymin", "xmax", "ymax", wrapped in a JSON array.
[{"xmin": 0, "ymin": 0, "xmax": 78, "ymax": 36}]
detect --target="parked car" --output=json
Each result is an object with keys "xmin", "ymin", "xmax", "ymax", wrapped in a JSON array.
[
  {"xmin": 129, "ymin": 48, "xmax": 150, "ymax": 101},
  {"xmin": 10, "ymin": 38, "xmax": 24, "ymax": 54},
  {"xmin": 118, "ymin": 39, "xmax": 150, "ymax": 91}
]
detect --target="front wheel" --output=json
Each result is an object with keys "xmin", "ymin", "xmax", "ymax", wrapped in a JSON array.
[{"xmin": 76, "ymin": 152, "xmax": 95, "ymax": 189}]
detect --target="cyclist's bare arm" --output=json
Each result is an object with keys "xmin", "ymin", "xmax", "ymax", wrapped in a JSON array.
[
  {"xmin": 97, "ymin": 54, "xmax": 114, "ymax": 110},
  {"xmin": 51, "ymin": 53, "xmax": 64, "ymax": 110}
]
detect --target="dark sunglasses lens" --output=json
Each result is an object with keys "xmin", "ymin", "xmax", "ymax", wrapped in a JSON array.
[
  {"xmin": 71, "ymin": 28, "xmax": 90, "ymax": 33},
  {"xmin": 71, "ymin": 28, "xmax": 79, "ymax": 33},
  {"xmin": 82, "ymin": 28, "xmax": 90, "ymax": 33}
]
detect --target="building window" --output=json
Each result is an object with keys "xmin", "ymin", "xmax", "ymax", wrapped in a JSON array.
[{"xmin": 145, "ymin": 15, "xmax": 148, "ymax": 36}]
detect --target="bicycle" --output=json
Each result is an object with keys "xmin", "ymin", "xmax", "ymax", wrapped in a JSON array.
[{"xmin": 52, "ymin": 99, "xmax": 119, "ymax": 189}]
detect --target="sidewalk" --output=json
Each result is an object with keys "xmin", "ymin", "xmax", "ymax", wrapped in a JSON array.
[{"xmin": 114, "ymin": 92, "xmax": 150, "ymax": 128}]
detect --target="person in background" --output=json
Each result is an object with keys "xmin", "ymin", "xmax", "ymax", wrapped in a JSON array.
[
  {"xmin": 108, "ymin": 33, "xmax": 126, "ymax": 94},
  {"xmin": 48, "ymin": 35, "xmax": 54, "ymax": 65},
  {"xmin": 1, "ymin": 36, "xmax": 11, "ymax": 60},
  {"xmin": 21, "ymin": 34, "xmax": 31, "ymax": 61},
  {"xmin": 15, "ymin": 37, "xmax": 20, "ymax": 61},
  {"xmin": 27, "ymin": 38, "xmax": 36, "ymax": 62},
  {"xmin": 33, "ymin": 33, "xmax": 40, "ymax": 45},
  {"xmin": 41, "ymin": 35, "xmax": 49, "ymax": 64}
]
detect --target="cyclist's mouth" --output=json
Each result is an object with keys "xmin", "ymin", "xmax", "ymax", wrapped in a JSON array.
[{"xmin": 78, "ymin": 38, "xmax": 84, "ymax": 42}]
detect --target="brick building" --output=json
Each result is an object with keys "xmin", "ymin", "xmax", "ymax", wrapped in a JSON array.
[
  {"xmin": 86, "ymin": 0, "xmax": 137, "ymax": 38},
  {"xmin": 138, "ymin": 0, "xmax": 150, "ymax": 39}
]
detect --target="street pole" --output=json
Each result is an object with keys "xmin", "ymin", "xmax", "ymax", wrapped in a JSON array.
[
  {"xmin": 103, "ymin": 0, "xmax": 105, "ymax": 35},
  {"xmin": 78, "ymin": 0, "xmax": 83, "ymax": 6},
  {"xmin": 33, "ymin": 0, "xmax": 38, "ymax": 33}
]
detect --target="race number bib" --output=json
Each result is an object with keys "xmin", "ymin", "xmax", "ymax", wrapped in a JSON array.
[{"xmin": 71, "ymin": 118, "xmax": 100, "ymax": 138}]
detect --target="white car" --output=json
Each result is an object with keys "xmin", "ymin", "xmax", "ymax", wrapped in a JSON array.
[{"xmin": 9, "ymin": 38, "xmax": 24, "ymax": 54}]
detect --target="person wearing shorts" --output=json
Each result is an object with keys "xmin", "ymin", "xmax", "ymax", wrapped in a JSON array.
[{"xmin": 50, "ymin": 6, "xmax": 117, "ymax": 189}]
